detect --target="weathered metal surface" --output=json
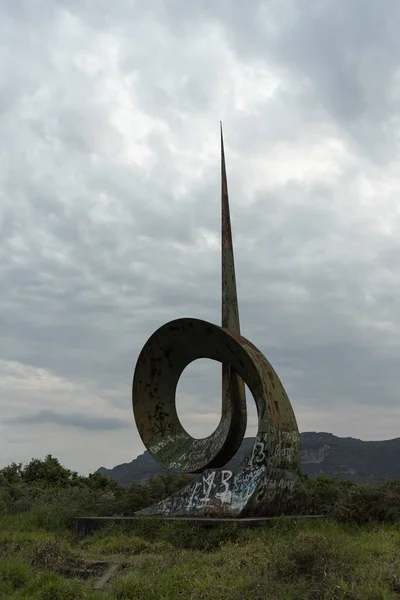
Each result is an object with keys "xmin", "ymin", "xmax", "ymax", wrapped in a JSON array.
[
  {"xmin": 132, "ymin": 319, "xmax": 299, "ymax": 516},
  {"xmin": 131, "ymin": 127, "xmax": 300, "ymax": 517}
]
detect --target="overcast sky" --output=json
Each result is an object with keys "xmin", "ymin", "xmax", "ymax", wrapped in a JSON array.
[{"xmin": 1, "ymin": 0, "xmax": 400, "ymax": 475}]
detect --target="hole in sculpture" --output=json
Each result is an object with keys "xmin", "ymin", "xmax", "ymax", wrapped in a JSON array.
[
  {"xmin": 175, "ymin": 360, "xmax": 258, "ymax": 442},
  {"xmin": 175, "ymin": 358, "xmax": 225, "ymax": 439},
  {"xmin": 244, "ymin": 383, "xmax": 257, "ymax": 439}
]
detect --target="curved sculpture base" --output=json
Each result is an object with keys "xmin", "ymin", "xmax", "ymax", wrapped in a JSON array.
[{"xmin": 136, "ymin": 462, "xmax": 296, "ymax": 518}]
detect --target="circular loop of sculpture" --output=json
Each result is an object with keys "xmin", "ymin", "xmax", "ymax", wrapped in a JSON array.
[{"xmin": 132, "ymin": 317, "xmax": 300, "ymax": 517}]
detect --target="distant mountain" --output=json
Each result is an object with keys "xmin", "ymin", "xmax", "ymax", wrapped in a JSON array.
[{"xmin": 96, "ymin": 432, "xmax": 400, "ymax": 486}]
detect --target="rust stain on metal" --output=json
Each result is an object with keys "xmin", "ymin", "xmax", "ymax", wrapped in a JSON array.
[{"xmin": 131, "ymin": 127, "xmax": 300, "ymax": 518}]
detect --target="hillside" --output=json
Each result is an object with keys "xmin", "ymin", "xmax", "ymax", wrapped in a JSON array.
[{"xmin": 96, "ymin": 432, "xmax": 400, "ymax": 485}]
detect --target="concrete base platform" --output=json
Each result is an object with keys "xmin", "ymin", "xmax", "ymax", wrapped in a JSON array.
[{"xmin": 72, "ymin": 514, "xmax": 323, "ymax": 536}]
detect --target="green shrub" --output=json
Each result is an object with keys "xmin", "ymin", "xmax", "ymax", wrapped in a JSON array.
[{"xmin": 333, "ymin": 481, "xmax": 400, "ymax": 524}]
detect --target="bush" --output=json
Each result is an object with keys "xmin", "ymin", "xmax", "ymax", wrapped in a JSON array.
[{"xmin": 332, "ymin": 480, "xmax": 400, "ymax": 524}]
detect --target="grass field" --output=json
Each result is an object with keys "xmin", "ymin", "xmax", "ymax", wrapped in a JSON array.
[{"xmin": 0, "ymin": 509, "xmax": 399, "ymax": 600}]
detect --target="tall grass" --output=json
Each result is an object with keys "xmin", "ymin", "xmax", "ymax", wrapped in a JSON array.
[{"xmin": 0, "ymin": 515, "xmax": 399, "ymax": 599}]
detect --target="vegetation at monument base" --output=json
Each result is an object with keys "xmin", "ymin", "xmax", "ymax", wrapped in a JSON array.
[{"xmin": 0, "ymin": 456, "xmax": 399, "ymax": 599}]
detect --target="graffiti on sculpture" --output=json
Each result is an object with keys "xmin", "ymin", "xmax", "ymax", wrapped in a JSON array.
[{"xmin": 132, "ymin": 126, "xmax": 300, "ymax": 517}]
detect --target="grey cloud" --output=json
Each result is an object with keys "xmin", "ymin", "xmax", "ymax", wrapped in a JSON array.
[{"xmin": 5, "ymin": 409, "xmax": 129, "ymax": 431}]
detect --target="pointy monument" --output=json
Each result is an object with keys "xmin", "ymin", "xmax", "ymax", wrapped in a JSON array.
[{"xmin": 132, "ymin": 125, "xmax": 300, "ymax": 517}]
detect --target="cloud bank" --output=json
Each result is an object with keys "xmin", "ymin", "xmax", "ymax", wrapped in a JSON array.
[{"xmin": 1, "ymin": 0, "xmax": 400, "ymax": 473}]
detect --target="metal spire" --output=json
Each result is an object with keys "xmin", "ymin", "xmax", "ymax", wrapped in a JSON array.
[
  {"xmin": 221, "ymin": 122, "xmax": 241, "ymax": 333},
  {"xmin": 220, "ymin": 122, "xmax": 246, "ymax": 447}
]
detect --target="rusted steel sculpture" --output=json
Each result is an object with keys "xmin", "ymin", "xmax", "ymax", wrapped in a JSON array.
[{"xmin": 132, "ymin": 125, "xmax": 300, "ymax": 517}]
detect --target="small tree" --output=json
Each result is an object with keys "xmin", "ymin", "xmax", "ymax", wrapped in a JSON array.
[
  {"xmin": 22, "ymin": 455, "xmax": 73, "ymax": 486},
  {"xmin": 0, "ymin": 462, "xmax": 23, "ymax": 484}
]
